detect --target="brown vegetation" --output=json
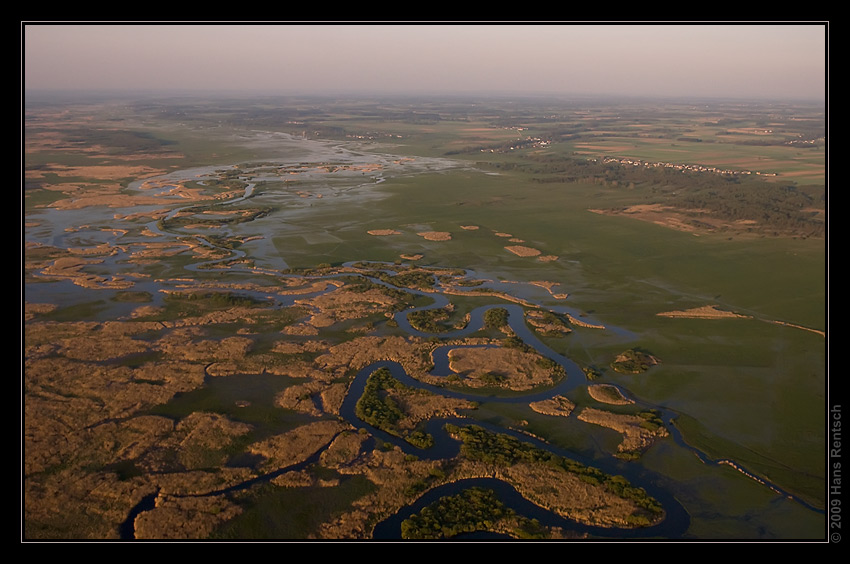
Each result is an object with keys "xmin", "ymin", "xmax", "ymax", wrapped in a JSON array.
[
  {"xmin": 501, "ymin": 461, "xmax": 652, "ymax": 527},
  {"xmin": 446, "ymin": 346, "xmax": 558, "ymax": 391},
  {"xmin": 295, "ymin": 286, "xmax": 401, "ymax": 328},
  {"xmin": 248, "ymin": 420, "xmax": 351, "ymax": 471},
  {"xmin": 587, "ymin": 384, "xmax": 634, "ymax": 405},
  {"xmin": 314, "ymin": 335, "xmax": 435, "ymax": 379},
  {"xmin": 392, "ymin": 390, "xmax": 477, "ymax": 431},
  {"xmin": 504, "ymin": 245, "xmax": 542, "ymax": 257},
  {"xmin": 577, "ymin": 408, "xmax": 668, "ymax": 456},
  {"xmin": 417, "ymin": 231, "xmax": 452, "ymax": 241},
  {"xmin": 525, "ymin": 310, "xmax": 572, "ymax": 336},
  {"xmin": 529, "ymin": 395, "xmax": 576, "ymax": 417},
  {"xmin": 657, "ymin": 305, "xmax": 751, "ymax": 319}
]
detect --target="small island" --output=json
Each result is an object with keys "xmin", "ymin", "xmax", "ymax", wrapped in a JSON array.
[{"xmin": 611, "ymin": 349, "xmax": 659, "ymax": 374}]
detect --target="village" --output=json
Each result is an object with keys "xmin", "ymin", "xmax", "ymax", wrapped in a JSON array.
[{"xmin": 596, "ymin": 155, "xmax": 776, "ymax": 178}]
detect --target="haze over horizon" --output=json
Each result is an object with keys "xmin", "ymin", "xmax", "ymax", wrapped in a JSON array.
[{"xmin": 24, "ymin": 23, "xmax": 827, "ymax": 102}]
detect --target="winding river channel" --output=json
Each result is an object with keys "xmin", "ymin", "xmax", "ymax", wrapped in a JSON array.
[{"xmin": 27, "ymin": 149, "xmax": 822, "ymax": 540}]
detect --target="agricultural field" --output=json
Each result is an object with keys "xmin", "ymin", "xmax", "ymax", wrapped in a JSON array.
[{"xmin": 23, "ymin": 93, "xmax": 827, "ymax": 541}]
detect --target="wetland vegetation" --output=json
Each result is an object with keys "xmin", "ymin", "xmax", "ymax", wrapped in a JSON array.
[{"xmin": 24, "ymin": 92, "xmax": 826, "ymax": 541}]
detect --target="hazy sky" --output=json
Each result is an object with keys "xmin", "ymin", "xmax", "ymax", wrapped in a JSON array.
[{"xmin": 23, "ymin": 23, "xmax": 827, "ymax": 100}]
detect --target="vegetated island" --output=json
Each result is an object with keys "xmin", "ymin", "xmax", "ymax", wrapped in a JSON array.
[
  {"xmin": 367, "ymin": 229, "xmax": 402, "ymax": 236},
  {"xmin": 505, "ymin": 245, "xmax": 542, "ymax": 257},
  {"xmin": 610, "ymin": 349, "xmax": 659, "ymax": 374},
  {"xmin": 576, "ymin": 408, "xmax": 669, "ymax": 460},
  {"xmin": 657, "ymin": 305, "xmax": 751, "ymax": 319},
  {"xmin": 441, "ymin": 424, "xmax": 666, "ymax": 528},
  {"xmin": 417, "ymin": 231, "xmax": 452, "ymax": 241},
  {"xmin": 525, "ymin": 309, "xmax": 572, "ymax": 337},
  {"xmin": 587, "ymin": 384, "xmax": 634, "ymax": 405},
  {"xmin": 400, "ymin": 486, "xmax": 578, "ymax": 540},
  {"xmin": 355, "ymin": 366, "xmax": 476, "ymax": 449},
  {"xmin": 529, "ymin": 395, "xmax": 576, "ymax": 417},
  {"xmin": 443, "ymin": 345, "xmax": 564, "ymax": 392},
  {"xmin": 658, "ymin": 305, "xmax": 825, "ymax": 338}
]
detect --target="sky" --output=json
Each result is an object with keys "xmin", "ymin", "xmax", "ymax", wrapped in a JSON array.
[{"xmin": 22, "ymin": 23, "xmax": 828, "ymax": 101}]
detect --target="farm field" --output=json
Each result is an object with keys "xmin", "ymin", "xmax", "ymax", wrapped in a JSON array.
[{"xmin": 23, "ymin": 93, "xmax": 827, "ymax": 541}]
